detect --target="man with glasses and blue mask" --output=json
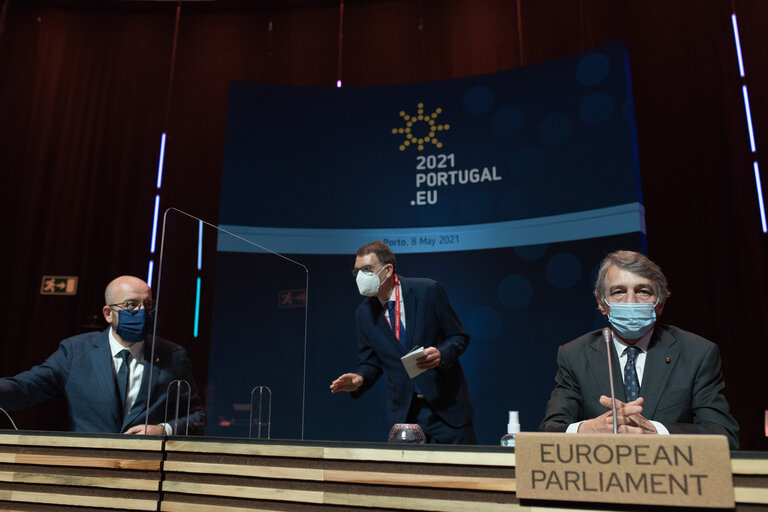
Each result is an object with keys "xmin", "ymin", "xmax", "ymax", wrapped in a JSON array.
[
  {"xmin": 330, "ymin": 241, "xmax": 476, "ymax": 444},
  {"xmin": 539, "ymin": 250, "xmax": 739, "ymax": 449},
  {"xmin": 0, "ymin": 275, "xmax": 206, "ymax": 435}
]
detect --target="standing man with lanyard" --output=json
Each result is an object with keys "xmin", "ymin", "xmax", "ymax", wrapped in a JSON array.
[{"xmin": 330, "ymin": 241, "xmax": 476, "ymax": 444}]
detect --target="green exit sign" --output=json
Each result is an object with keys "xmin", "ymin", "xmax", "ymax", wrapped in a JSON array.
[{"xmin": 40, "ymin": 276, "xmax": 78, "ymax": 296}]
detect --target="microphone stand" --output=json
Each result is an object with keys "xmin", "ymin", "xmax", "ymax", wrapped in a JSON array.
[{"xmin": 603, "ymin": 327, "xmax": 618, "ymax": 434}]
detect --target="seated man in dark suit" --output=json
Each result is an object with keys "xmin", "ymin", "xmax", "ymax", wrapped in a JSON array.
[
  {"xmin": 330, "ymin": 241, "xmax": 475, "ymax": 444},
  {"xmin": 539, "ymin": 250, "xmax": 739, "ymax": 449},
  {"xmin": 0, "ymin": 275, "xmax": 206, "ymax": 435}
]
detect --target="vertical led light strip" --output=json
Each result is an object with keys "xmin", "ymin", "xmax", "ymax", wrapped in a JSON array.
[
  {"xmin": 156, "ymin": 132, "xmax": 167, "ymax": 188},
  {"xmin": 731, "ymin": 13, "xmax": 745, "ymax": 78},
  {"xmin": 150, "ymin": 194, "xmax": 160, "ymax": 253},
  {"xmin": 194, "ymin": 220, "xmax": 203, "ymax": 338},
  {"xmin": 148, "ymin": 4, "xmax": 182, "ymax": 286},
  {"xmin": 147, "ymin": 261, "xmax": 154, "ymax": 289},
  {"xmin": 194, "ymin": 277, "xmax": 201, "ymax": 338},
  {"xmin": 755, "ymin": 162, "xmax": 767, "ymax": 231},
  {"xmin": 197, "ymin": 220, "xmax": 203, "ymax": 271},
  {"xmin": 147, "ymin": 191, "xmax": 161, "ymax": 286},
  {"xmin": 147, "ymin": 131, "xmax": 166, "ymax": 285},
  {"xmin": 731, "ymin": 13, "xmax": 767, "ymax": 232},
  {"xmin": 742, "ymin": 86, "xmax": 757, "ymax": 153}
]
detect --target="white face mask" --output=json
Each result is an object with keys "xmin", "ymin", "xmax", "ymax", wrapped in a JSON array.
[{"xmin": 356, "ymin": 266, "xmax": 387, "ymax": 296}]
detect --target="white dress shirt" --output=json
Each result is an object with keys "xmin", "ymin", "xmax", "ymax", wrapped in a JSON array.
[
  {"xmin": 566, "ymin": 327, "xmax": 669, "ymax": 435},
  {"xmin": 381, "ymin": 282, "xmax": 407, "ymax": 330},
  {"xmin": 109, "ymin": 328, "xmax": 172, "ymax": 435},
  {"xmin": 108, "ymin": 328, "xmax": 144, "ymax": 417}
]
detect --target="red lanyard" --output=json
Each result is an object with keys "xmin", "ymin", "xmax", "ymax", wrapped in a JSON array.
[{"xmin": 386, "ymin": 274, "xmax": 402, "ymax": 341}]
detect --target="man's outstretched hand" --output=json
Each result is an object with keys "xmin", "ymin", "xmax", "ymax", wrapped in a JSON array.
[{"xmin": 330, "ymin": 373, "xmax": 363, "ymax": 393}]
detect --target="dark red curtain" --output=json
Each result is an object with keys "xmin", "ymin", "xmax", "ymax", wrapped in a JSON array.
[{"xmin": 1, "ymin": 0, "xmax": 767, "ymax": 448}]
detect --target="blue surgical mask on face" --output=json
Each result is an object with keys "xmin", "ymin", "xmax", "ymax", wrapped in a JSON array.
[
  {"xmin": 605, "ymin": 300, "xmax": 658, "ymax": 339},
  {"xmin": 115, "ymin": 309, "xmax": 149, "ymax": 342}
]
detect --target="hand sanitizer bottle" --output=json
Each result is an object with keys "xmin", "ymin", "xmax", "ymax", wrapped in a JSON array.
[{"xmin": 500, "ymin": 411, "xmax": 520, "ymax": 447}]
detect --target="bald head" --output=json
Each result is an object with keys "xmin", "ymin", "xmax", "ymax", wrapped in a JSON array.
[
  {"xmin": 102, "ymin": 276, "xmax": 153, "ymax": 345},
  {"xmin": 104, "ymin": 275, "xmax": 152, "ymax": 305}
]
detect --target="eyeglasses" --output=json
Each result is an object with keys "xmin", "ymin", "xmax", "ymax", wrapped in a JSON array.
[
  {"xmin": 108, "ymin": 299, "xmax": 155, "ymax": 313},
  {"xmin": 351, "ymin": 264, "xmax": 382, "ymax": 278}
]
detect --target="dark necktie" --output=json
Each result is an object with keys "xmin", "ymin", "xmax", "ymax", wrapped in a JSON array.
[
  {"xmin": 386, "ymin": 300, "xmax": 407, "ymax": 351},
  {"xmin": 624, "ymin": 346, "xmax": 640, "ymax": 401},
  {"xmin": 387, "ymin": 300, "xmax": 422, "ymax": 394},
  {"xmin": 117, "ymin": 349, "xmax": 131, "ymax": 411}
]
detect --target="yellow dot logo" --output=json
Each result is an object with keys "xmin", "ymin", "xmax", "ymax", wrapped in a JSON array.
[{"xmin": 392, "ymin": 102, "xmax": 450, "ymax": 151}]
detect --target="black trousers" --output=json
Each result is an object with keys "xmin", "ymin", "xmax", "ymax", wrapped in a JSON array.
[{"xmin": 405, "ymin": 394, "xmax": 476, "ymax": 445}]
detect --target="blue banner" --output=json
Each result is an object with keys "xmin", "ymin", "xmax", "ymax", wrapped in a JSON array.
[
  {"xmin": 220, "ymin": 41, "xmax": 640, "ymax": 230},
  {"xmin": 208, "ymin": 41, "xmax": 645, "ymax": 444}
]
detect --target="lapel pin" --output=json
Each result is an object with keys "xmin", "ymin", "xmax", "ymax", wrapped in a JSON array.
[{"xmin": 665, "ymin": 357, "xmax": 671, "ymax": 364}]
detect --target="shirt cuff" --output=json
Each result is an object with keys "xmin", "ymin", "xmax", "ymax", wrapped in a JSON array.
[
  {"xmin": 650, "ymin": 420, "xmax": 669, "ymax": 435},
  {"xmin": 566, "ymin": 421, "xmax": 583, "ymax": 433},
  {"xmin": 160, "ymin": 422, "xmax": 173, "ymax": 436}
]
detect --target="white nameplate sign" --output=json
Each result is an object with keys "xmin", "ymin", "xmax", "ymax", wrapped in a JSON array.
[{"xmin": 515, "ymin": 433, "xmax": 734, "ymax": 509}]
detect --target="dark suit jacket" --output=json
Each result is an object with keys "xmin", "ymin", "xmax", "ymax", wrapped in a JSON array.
[
  {"xmin": 0, "ymin": 328, "xmax": 206, "ymax": 434},
  {"xmin": 539, "ymin": 325, "xmax": 739, "ymax": 449},
  {"xmin": 352, "ymin": 276, "xmax": 473, "ymax": 428}
]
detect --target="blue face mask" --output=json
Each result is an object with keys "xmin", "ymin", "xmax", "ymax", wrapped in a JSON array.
[
  {"xmin": 605, "ymin": 300, "xmax": 657, "ymax": 339},
  {"xmin": 115, "ymin": 309, "xmax": 149, "ymax": 342}
]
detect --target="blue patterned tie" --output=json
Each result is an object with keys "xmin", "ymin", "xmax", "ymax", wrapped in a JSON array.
[
  {"xmin": 386, "ymin": 300, "xmax": 407, "ymax": 351},
  {"xmin": 117, "ymin": 349, "xmax": 131, "ymax": 411},
  {"xmin": 624, "ymin": 346, "xmax": 640, "ymax": 401}
]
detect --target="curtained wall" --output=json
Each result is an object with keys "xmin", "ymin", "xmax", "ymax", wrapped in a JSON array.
[{"xmin": 1, "ymin": 0, "xmax": 767, "ymax": 448}]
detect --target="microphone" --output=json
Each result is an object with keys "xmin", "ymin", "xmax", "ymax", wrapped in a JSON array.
[
  {"xmin": 603, "ymin": 327, "xmax": 618, "ymax": 434},
  {"xmin": 0, "ymin": 406, "xmax": 18, "ymax": 430}
]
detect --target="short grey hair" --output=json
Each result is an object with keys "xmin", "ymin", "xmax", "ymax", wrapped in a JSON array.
[{"xmin": 594, "ymin": 250, "xmax": 671, "ymax": 304}]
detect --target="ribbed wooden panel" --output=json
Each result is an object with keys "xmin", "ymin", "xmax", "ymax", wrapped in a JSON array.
[
  {"xmin": 0, "ymin": 432, "xmax": 766, "ymax": 511},
  {"xmin": 165, "ymin": 440, "xmax": 515, "ymax": 466},
  {"xmin": 0, "ymin": 432, "xmax": 163, "ymax": 511},
  {"xmin": 162, "ymin": 460, "xmax": 515, "ymax": 491},
  {"xmin": 733, "ymin": 455, "xmax": 768, "ymax": 508},
  {"xmin": 162, "ymin": 439, "xmax": 517, "ymax": 511}
]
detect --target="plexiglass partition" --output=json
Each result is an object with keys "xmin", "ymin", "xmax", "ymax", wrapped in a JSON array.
[{"xmin": 149, "ymin": 208, "xmax": 308, "ymax": 439}]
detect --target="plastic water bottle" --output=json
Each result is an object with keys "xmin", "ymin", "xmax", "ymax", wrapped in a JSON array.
[{"xmin": 500, "ymin": 411, "xmax": 520, "ymax": 447}]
